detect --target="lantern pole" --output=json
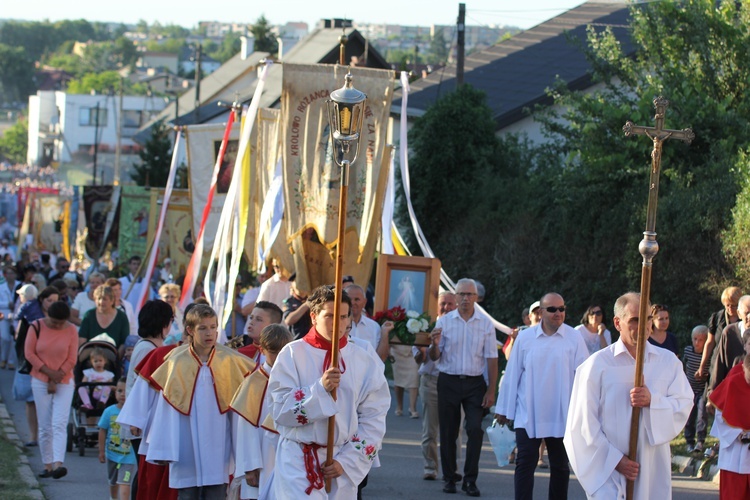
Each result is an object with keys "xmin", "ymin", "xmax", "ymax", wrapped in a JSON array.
[{"xmin": 324, "ymin": 69, "xmax": 366, "ymax": 493}]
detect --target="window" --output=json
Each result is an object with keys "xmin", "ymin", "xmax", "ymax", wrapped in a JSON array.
[
  {"xmin": 122, "ymin": 110, "xmax": 143, "ymax": 128},
  {"xmin": 79, "ymin": 107, "xmax": 108, "ymax": 126}
]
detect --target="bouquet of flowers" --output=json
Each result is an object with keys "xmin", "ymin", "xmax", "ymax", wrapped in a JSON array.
[{"xmin": 372, "ymin": 305, "xmax": 433, "ymax": 345}]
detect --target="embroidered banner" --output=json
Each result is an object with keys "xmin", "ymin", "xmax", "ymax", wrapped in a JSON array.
[
  {"xmin": 281, "ymin": 63, "xmax": 395, "ymax": 293},
  {"xmin": 117, "ymin": 185, "xmax": 151, "ymax": 264},
  {"xmin": 82, "ymin": 186, "xmax": 120, "ymax": 259}
]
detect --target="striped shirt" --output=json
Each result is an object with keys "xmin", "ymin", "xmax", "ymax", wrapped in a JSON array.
[
  {"xmin": 683, "ymin": 345, "xmax": 706, "ymax": 394},
  {"xmin": 435, "ymin": 309, "xmax": 497, "ymax": 376}
]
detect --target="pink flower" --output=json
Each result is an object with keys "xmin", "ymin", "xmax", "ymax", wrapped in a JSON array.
[
  {"xmin": 294, "ymin": 389, "xmax": 305, "ymax": 401},
  {"xmin": 296, "ymin": 415, "xmax": 309, "ymax": 425},
  {"xmin": 364, "ymin": 445, "xmax": 376, "ymax": 456}
]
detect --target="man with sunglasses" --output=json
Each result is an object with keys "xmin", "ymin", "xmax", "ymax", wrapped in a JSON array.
[{"xmin": 495, "ymin": 292, "xmax": 588, "ymax": 500}]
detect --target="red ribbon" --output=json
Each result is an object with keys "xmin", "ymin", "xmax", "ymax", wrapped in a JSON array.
[
  {"xmin": 302, "ymin": 443, "xmax": 326, "ymax": 495},
  {"xmin": 302, "ymin": 327, "xmax": 347, "ymax": 373}
]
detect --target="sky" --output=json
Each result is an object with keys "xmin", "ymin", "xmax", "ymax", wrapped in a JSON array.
[{"xmin": 2, "ymin": 1, "xmax": 591, "ymax": 31}]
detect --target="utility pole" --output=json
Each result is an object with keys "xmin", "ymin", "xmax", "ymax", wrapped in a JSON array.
[
  {"xmin": 457, "ymin": 3, "xmax": 466, "ymax": 86},
  {"xmin": 194, "ymin": 44, "xmax": 202, "ymax": 124},
  {"xmin": 93, "ymin": 102, "xmax": 100, "ymax": 186},
  {"xmin": 114, "ymin": 77, "xmax": 124, "ymax": 185}
]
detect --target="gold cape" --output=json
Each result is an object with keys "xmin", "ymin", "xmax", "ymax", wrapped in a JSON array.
[
  {"xmin": 230, "ymin": 365, "xmax": 272, "ymax": 428},
  {"xmin": 150, "ymin": 343, "xmax": 255, "ymax": 415}
]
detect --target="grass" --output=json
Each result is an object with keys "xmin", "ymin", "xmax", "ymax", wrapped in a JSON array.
[{"xmin": 0, "ymin": 429, "xmax": 36, "ymax": 499}]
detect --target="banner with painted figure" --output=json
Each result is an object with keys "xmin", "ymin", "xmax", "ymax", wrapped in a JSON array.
[
  {"xmin": 117, "ymin": 185, "xmax": 151, "ymax": 263},
  {"xmin": 32, "ymin": 194, "xmax": 67, "ymax": 254},
  {"xmin": 281, "ymin": 63, "xmax": 395, "ymax": 293},
  {"xmin": 82, "ymin": 186, "xmax": 120, "ymax": 259},
  {"xmin": 147, "ymin": 188, "xmax": 193, "ymax": 280},
  {"xmin": 186, "ymin": 122, "xmax": 242, "ymax": 251},
  {"xmin": 250, "ymin": 107, "xmax": 295, "ymax": 274}
]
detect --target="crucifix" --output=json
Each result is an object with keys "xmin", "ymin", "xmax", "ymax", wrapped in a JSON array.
[{"xmin": 622, "ymin": 96, "xmax": 694, "ymax": 500}]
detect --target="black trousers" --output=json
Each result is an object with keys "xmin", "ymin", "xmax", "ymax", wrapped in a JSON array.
[
  {"xmin": 437, "ymin": 373, "xmax": 486, "ymax": 484},
  {"xmin": 514, "ymin": 428, "xmax": 569, "ymax": 500}
]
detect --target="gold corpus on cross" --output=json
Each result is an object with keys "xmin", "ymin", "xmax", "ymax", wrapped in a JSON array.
[{"xmin": 622, "ymin": 96, "xmax": 694, "ymax": 500}]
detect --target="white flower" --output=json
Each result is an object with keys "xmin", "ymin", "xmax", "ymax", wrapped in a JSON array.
[
  {"xmin": 406, "ymin": 318, "xmax": 422, "ymax": 334},
  {"xmin": 406, "ymin": 310, "xmax": 420, "ymax": 318},
  {"xmin": 420, "ymin": 318, "xmax": 429, "ymax": 331}
]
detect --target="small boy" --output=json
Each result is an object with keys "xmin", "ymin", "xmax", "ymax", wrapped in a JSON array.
[
  {"xmin": 708, "ymin": 354, "xmax": 750, "ymax": 499},
  {"xmin": 683, "ymin": 325, "xmax": 710, "ymax": 453},
  {"xmin": 146, "ymin": 304, "xmax": 254, "ymax": 497},
  {"xmin": 238, "ymin": 301, "xmax": 283, "ymax": 365},
  {"xmin": 231, "ymin": 324, "xmax": 294, "ymax": 500},
  {"xmin": 98, "ymin": 378, "xmax": 137, "ymax": 500}
]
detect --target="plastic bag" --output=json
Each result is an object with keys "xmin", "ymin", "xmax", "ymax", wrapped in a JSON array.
[{"xmin": 486, "ymin": 418, "xmax": 516, "ymax": 467}]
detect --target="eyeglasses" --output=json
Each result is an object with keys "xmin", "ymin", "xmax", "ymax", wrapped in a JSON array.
[
  {"xmin": 589, "ymin": 310, "xmax": 602, "ymax": 316},
  {"xmin": 456, "ymin": 292, "xmax": 477, "ymax": 298},
  {"xmin": 543, "ymin": 306, "xmax": 566, "ymax": 313}
]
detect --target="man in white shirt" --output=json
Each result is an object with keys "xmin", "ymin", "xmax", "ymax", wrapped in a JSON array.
[
  {"xmin": 345, "ymin": 284, "xmax": 389, "ymax": 362},
  {"xmin": 119, "ymin": 255, "xmax": 154, "ymax": 312},
  {"xmin": 563, "ymin": 292, "xmax": 692, "ymax": 499},
  {"xmin": 256, "ymin": 259, "xmax": 291, "ymax": 310},
  {"xmin": 495, "ymin": 292, "xmax": 588, "ymax": 500},
  {"xmin": 429, "ymin": 278, "xmax": 498, "ymax": 497}
]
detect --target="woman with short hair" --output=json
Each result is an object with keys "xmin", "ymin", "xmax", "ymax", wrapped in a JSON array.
[{"xmin": 78, "ymin": 285, "xmax": 130, "ymax": 347}]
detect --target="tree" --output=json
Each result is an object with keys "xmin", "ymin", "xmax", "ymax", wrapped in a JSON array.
[
  {"xmin": 426, "ymin": 29, "xmax": 449, "ymax": 64},
  {"xmin": 0, "ymin": 118, "xmax": 28, "ymax": 164},
  {"xmin": 131, "ymin": 120, "xmax": 173, "ymax": 187},
  {"xmin": 208, "ymin": 32, "xmax": 242, "ymax": 63},
  {"xmin": 0, "ymin": 44, "xmax": 34, "ymax": 105},
  {"xmin": 252, "ymin": 15, "xmax": 278, "ymax": 54}
]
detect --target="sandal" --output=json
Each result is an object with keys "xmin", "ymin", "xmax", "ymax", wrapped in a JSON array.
[
  {"xmin": 410, "ymin": 411, "xmax": 420, "ymax": 419},
  {"xmin": 395, "ymin": 409, "xmax": 403, "ymax": 416}
]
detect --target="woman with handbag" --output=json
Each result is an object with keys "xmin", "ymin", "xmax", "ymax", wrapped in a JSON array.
[
  {"xmin": 13, "ymin": 285, "xmax": 60, "ymax": 447},
  {"xmin": 24, "ymin": 300, "xmax": 78, "ymax": 479}
]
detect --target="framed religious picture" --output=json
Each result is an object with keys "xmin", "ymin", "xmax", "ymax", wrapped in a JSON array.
[{"xmin": 374, "ymin": 255, "xmax": 441, "ymax": 322}]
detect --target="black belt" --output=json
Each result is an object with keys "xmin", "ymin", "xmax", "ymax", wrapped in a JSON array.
[{"xmin": 441, "ymin": 373, "xmax": 483, "ymax": 380}]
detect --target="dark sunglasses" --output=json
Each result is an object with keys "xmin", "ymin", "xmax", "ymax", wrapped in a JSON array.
[
  {"xmin": 543, "ymin": 306, "xmax": 566, "ymax": 313},
  {"xmin": 589, "ymin": 310, "xmax": 603, "ymax": 316}
]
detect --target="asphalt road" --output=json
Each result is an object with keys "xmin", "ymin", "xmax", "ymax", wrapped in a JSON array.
[{"xmin": 1, "ymin": 368, "xmax": 719, "ymax": 499}]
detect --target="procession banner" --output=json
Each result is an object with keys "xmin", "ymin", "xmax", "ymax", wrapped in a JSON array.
[
  {"xmin": 281, "ymin": 63, "xmax": 395, "ymax": 293},
  {"xmin": 82, "ymin": 186, "xmax": 120, "ymax": 259},
  {"xmin": 147, "ymin": 188, "xmax": 192, "ymax": 278},
  {"xmin": 250, "ymin": 107, "xmax": 293, "ymax": 274},
  {"xmin": 180, "ymin": 112, "xmax": 237, "ymax": 309},
  {"xmin": 117, "ymin": 185, "xmax": 151, "ymax": 264},
  {"xmin": 186, "ymin": 121, "xmax": 241, "ymax": 250},
  {"xmin": 138, "ymin": 131, "xmax": 183, "ymax": 311},
  {"xmin": 32, "ymin": 194, "xmax": 66, "ymax": 254}
]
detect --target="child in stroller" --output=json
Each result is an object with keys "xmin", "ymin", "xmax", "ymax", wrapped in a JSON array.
[
  {"xmin": 68, "ymin": 337, "xmax": 120, "ymax": 456},
  {"xmin": 78, "ymin": 347, "xmax": 115, "ymax": 410}
]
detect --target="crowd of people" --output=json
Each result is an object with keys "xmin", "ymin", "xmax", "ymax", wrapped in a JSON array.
[{"xmin": 0, "ymin": 238, "xmax": 747, "ymax": 499}]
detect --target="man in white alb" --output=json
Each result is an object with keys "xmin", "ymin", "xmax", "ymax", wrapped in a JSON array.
[
  {"xmin": 495, "ymin": 292, "xmax": 588, "ymax": 500},
  {"xmin": 563, "ymin": 292, "xmax": 693, "ymax": 499}
]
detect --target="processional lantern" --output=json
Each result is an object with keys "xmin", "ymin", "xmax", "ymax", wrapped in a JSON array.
[
  {"xmin": 323, "ymin": 70, "xmax": 367, "ymax": 493},
  {"xmin": 326, "ymin": 72, "xmax": 367, "ymax": 167}
]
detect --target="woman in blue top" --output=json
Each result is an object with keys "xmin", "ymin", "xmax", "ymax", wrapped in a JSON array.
[{"xmin": 649, "ymin": 303, "xmax": 680, "ymax": 358}]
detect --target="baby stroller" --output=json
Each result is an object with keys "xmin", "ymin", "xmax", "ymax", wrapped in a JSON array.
[{"xmin": 67, "ymin": 336, "xmax": 120, "ymax": 456}]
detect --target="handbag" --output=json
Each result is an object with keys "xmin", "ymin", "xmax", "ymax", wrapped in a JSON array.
[
  {"xmin": 486, "ymin": 418, "xmax": 516, "ymax": 467},
  {"xmin": 16, "ymin": 321, "xmax": 40, "ymax": 375}
]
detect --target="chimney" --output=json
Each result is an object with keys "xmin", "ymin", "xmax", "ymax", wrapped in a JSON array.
[{"xmin": 240, "ymin": 35, "xmax": 255, "ymax": 60}]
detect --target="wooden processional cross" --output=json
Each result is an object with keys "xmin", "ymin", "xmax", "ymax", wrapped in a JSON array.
[{"xmin": 622, "ymin": 96, "xmax": 694, "ymax": 500}]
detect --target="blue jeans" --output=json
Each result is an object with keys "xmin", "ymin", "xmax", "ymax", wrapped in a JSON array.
[{"xmin": 684, "ymin": 391, "xmax": 707, "ymax": 444}]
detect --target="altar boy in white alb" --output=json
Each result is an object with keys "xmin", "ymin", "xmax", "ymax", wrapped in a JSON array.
[
  {"xmin": 146, "ymin": 304, "xmax": 254, "ymax": 498},
  {"xmin": 268, "ymin": 285, "xmax": 390, "ymax": 498},
  {"xmin": 564, "ymin": 292, "xmax": 693, "ymax": 499}
]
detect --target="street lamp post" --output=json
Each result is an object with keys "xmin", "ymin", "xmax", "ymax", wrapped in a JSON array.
[{"xmin": 323, "ymin": 70, "xmax": 367, "ymax": 492}]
